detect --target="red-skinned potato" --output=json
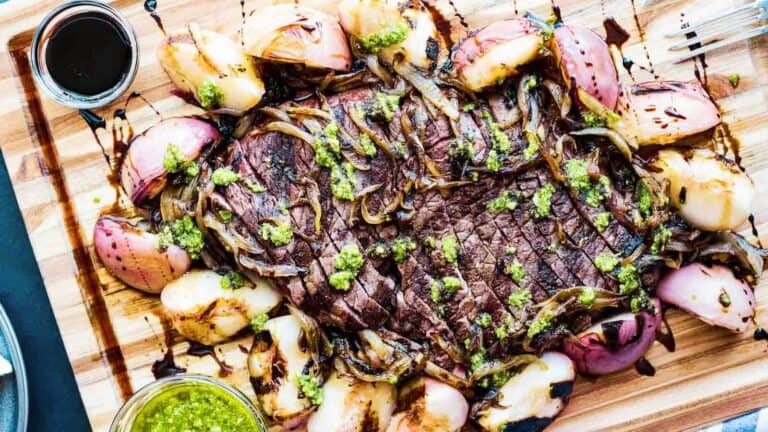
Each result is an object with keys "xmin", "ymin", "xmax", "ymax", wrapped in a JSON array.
[
  {"xmin": 120, "ymin": 117, "xmax": 219, "ymax": 205},
  {"xmin": 657, "ymin": 263, "xmax": 755, "ymax": 333},
  {"xmin": 93, "ymin": 216, "xmax": 191, "ymax": 294},
  {"xmin": 562, "ymin": 299, "xmax": 661, "ymax": 376},
  {"xmin": 453, "ymin": 19, "xmax": 542, "ymax": 92},
  {"xmin": 385, "ymin": 377, "xmax": 468, "ymax": 432},
  {"xmin": 243, "ymin": 4, "xmax": 351, "ymax": 71},
  {"xmin": 617, "ymin": 81, "xmax": 721, "ymax": 145},
  {"xmin": 552, "ymin": 25, "xmax": 620, "ymax": 110}
]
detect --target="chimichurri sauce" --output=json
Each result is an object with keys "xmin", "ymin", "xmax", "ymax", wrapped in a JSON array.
[{"xmin": 131, "ymin": 383, "xmax": 261, "ymax": 432}]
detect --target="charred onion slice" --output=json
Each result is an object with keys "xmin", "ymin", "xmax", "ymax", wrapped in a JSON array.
[{"xmin": 243, "ymin": 4, "xmax": 351, "ymax": 71}]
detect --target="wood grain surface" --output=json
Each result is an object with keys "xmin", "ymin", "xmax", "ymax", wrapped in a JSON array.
[{"xmin": 1, "ymin": 0, "xmax": 767, "ymax": 430}]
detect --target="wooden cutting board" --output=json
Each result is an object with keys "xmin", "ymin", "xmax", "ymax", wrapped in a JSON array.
[{"xmin": 1, "ymin": 0, "xmax": 768, "ymax": 430}]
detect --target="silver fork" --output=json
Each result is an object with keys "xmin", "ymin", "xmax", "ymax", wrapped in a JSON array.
[{"xmin": 665, "ymin": 0, "xmax": 768, "ymax": 63}]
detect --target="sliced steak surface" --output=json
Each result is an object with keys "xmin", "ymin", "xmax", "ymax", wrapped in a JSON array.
[{"xmin": 210, "ymin": 79, "xmax": 655, "ymax": 366}]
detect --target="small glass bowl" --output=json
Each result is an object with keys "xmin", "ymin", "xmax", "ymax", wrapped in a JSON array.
[
  {"xmin": 109, "ymin": 375, "xmax": 268, "ymax": 432},
  {"xmin": 30, "ymin": 0, "xmax": 139, "ymax": 109}
]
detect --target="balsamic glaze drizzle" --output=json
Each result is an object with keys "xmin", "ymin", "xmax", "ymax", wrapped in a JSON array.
[{"xmin": 144, "ymin": 0, "xmax": 166, "ymax": 35}]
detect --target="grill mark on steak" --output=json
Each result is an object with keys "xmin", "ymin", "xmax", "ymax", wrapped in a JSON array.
[
  {"xmin": 428, "ymin": 188, "xmax": 520, "ymax": 351},
  {"xmin": 236, "ymin": 131, "xmax": 394, "ymax": 329},
  {"xmin": 469, "ymin": 112, "xmax": 575, "ymax": 295},
  {"xmin": 531, "ymin": 165, "xmax": 613, "ymax": 289},
  {"xmin": 280, "ymin": 118, "xmax": 399, "ymax": 315},
  {"xmin": 559, "ymin": 145, "xmax": 644, "ymax": 257},
  {"xmin": 509, "ymin": 172, "xmax": 583, "ymax": 290}
]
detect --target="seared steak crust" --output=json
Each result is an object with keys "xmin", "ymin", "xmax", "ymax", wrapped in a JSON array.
[{"xmin": 212, "ymin": 82, "xmax": 650, "ymax": 366}]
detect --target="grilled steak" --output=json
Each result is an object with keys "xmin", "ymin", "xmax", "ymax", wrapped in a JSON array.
[{"xmin": 207, "ymin": 79, "xmax": 652, "ymax": 368}]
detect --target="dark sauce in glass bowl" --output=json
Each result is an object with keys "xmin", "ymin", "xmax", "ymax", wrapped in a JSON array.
[{"xmin": 45, "ymin": 11, "xmax": 131, "ymax": 95}]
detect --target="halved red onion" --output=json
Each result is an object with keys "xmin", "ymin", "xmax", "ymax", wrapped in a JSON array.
[
  {"xmin": 120, "ymin": 117, "xmax": 219, "ymax": 205},
  {"xmin": 452, "ymin": 18, "xmax": 542, "ymax": 92},
  {"xmin": 93, "ymin": 216, "xmax": 191, "ymax": 294},
  {"xmin": 552, "ymin": 25, "xmax": 619, "ymax": 110},
  {"xmin": 562, "ymin": 299, "xmax": 661, "ymax": 376},
  {"xmin": 657, "ymin": 263, "xmax": 755, "ymax": 333},
  {"xmin": 243, "ymin": 4, "xmax": 351, "ymax": 71},
  {"xmin": 617, "ymin": 81, "xmax": 721, "ymax": 145}
]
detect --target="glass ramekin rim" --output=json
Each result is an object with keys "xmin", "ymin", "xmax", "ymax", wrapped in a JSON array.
[
  {"xmin": 109, "ymin": 374, "xmax": 267, "ymax": 432},
  {"xmin": 30, "ymin": 0, "xmax": 140, "ymax": 110}
]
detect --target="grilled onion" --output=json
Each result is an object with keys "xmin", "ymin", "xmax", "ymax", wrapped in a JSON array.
[
  {"xmin": 657, "ymin": 263, "xmax": 755, "ymax": 333},
  {"xmin": 243, "ymin": 4, "xmax": 351, "ymax": 71},
  {"xmin": 94, "ymin": 216, "xmax": 191, "ymax": 294}
]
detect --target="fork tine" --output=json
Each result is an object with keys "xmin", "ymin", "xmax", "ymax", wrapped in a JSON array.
[
  {"xmin": 664, "ymin": 2, "xmax": 758, "ymax": 37},
  {"xmin": 668, "ymin": 13, "xmax": 765, "ymax": 50},
  {"xmin": 672, "ymin": 24, "xmax": 768, "ymax": 63}
]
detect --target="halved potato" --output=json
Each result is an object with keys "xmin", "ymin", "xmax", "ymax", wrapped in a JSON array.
[
  {"xmin": 161, "ymin": 270, "xmax": 281, "ymax": 345},
  {"xmin": 158, "ymin": 23, "xmax": 265, "ymax": 114}
]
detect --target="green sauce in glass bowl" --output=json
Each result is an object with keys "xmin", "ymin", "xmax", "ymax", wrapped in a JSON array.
[{"xmin": 110, "ymin": 375, "xmax": 267, "ymax": 432}]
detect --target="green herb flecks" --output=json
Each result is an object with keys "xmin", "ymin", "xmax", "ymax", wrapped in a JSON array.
[
  {"xmin": 330, "ymin": 244, "xmax": 365, "ymax": 291},
  {"xmin": 594, "ymin": 212, "xmax": 612, "ymax": 233},
  {"xmin": 564, "ymin": 159, "xmax": 590, "ymax": 192},
  {"xmin": 360, "ymin": 23, "xmax": 409, "ymax": 53},
  {"xmin": 578, "ymin": 287, "xmax": 596, "ymax": 308},
  {"xmin": 630, "ymin": 289, "xmax": 654, "ymax": 314},
  {"xmin": 197, "ymin": 81, "xmax": 224, "ymax": 109},
  {"xmin": 594, "ymin": 252, "xmax": 619, "ymax": 273},
  {"xmin": 359, "ymin": 134, "xmax": 377, "ymax": 157},
  {"xmin": 449, "ymin": 139, "xmax": 475, "ymax": 160},
  {"xmin": 430, "ymin": 276, "xmax": 462, "ymax": 303},
  {"xmin": 504, "ymin": 260, "xmax": 526, "ymax": 283},
  {"xmin": 523, "ymin": 130, "xmax": 540, "ymax": 161},
  {"xmin": 638, "ymin": 182, "xmax": 652, "ymax": 219},
  {"xmin": 440, "ymin": 235, "xmax": 461, "ymax": 266},
  {"xmin": 508, "ymin": 289, "xmax": 532, "ymax": 309},
  {"xmin": 486, "ymin": 150, "xmax": 503, "ymax": 172},
  {"xmin": 532, "ymin": 183, "xmax": 555, "ymax": 218},
  {"xmin": 475, "ymin": 313, "xmax": 492, "ymax": 328},
  {"xmin": 486, "ymin": 190, "xmax": 519, "ymax": 213},
  {"xmin": 469, "ymin": 349, "xmax": 487, "ymax": 372},
  {"xmin": 220, "ymin": 271, "xmax": 244, "ymax": 290},
  {"xmin": 163, "ymin": 144, "xmax": 199, "ymax": 179},
  {"xmin": 294, "ymin": 374, "xmax": 324, "ymax": 406},
  {"xmin": 330, "ymin": 162, "xmax": 357, "ymax": 201},
  {"xmin": 650, "ymin": 224, "xmax": 671, "ymax": 255},
  {"xmin": 250, "ymin": 313, "xmax": 269, "ymax": 333},
  {"xmin": 334, "ymin": 244, "xmax": 364, "ymax": 273},
  {"xmin": 618, "ymin": 264, "xmax": 641, "ymax": 295},
  {"xmin": 157, "ymin": 215, "xmax": 205, "ymax": 260},
  {"xmin": 218, "ymin": 210, "xmax": 233, "ymax": 223},
  {"xmin": 211, "ymin": 168, "xmax": 241, "ymax": 186},
  {"xmin": 329, "ymin": 271, "xmax": 356, "ymax": 291},
  {"xmin": 260, "ymin": 221, "xmax": 293, "ymax": 247},
  {"xmin": 369, "ymin": 93, "xmax": 401, "ymax": 122},
  {"xmin": 582, "ymin": 111, "xmax": 607, "ymax": 128},
  {"xmin": 243, "ymin": 178, "xmax": 266, "ymax": 194},
  {"xmin": 527, "ymin": 311, "xmax": 554, "ymax": 339},
  {"xmin": 391, "ymin": 237, "xmax": 416, "ymax": 263},
  {"xmin": 523, "ymin": 76, "xmax": 538, "ymax": 92},
  {"xmin": 729, "ymin": 73, "xmax": 741, "ymax": 88}
]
